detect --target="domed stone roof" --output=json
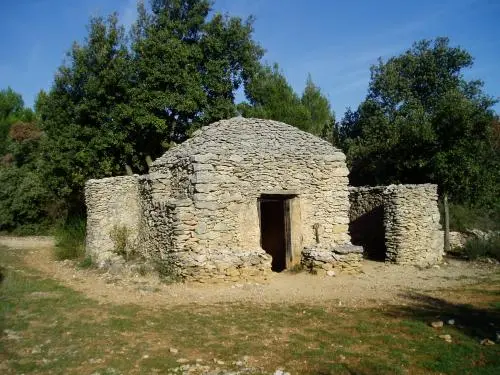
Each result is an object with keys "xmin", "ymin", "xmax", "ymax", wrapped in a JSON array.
[{"xmin": 151, "ymin": 117, "xmax": 344, "ymax": 169}]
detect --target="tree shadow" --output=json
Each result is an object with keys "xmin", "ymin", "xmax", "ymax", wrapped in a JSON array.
[{"xmin": 385, "ymin": 291, "xmax": 500, "ymax": 341}]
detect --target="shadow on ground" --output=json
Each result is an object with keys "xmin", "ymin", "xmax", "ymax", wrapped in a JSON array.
[{"xmin": 386, "ymin": 291, "xmax": 500, "ymax": 341}]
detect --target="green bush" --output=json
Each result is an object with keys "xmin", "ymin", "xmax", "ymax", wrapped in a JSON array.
[
  {"xmin": 54, "ymin": 217, "xmax": 86, "ymax": 260},
  {"xmin": 110, "ymin": 224, "xmax": 132, "ymax": 259},
  {"xmin": 154, "ymin": 256, "xmax": 182, "ymax": 283},
  {"xmin": 78, "ymin": 255, "xmax": 93, "ymax": 269},
  {"xmin": 440, "ymin": 202, "xmax": 500, "ymax": 232},
  {"xmin": 462, "ymin": 234, "xmax": 500, "ymax": 261},
  {"xmin": 0, "ymin": 166, "xmax": 56, "ymax": 233}
]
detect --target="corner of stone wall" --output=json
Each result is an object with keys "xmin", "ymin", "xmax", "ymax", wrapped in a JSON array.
[
  {"xmin": 383, "ymin": 184, "xmax": 444, "ymax": 266},
  {"xmin": 85, "ymin": 175, "xmax": 141, "ymax": 265}
]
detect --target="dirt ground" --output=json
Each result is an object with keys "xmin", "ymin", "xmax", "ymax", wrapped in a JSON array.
[{"xmin": 1, "ymin": 235, "xmax": 499, "ymax": 308}]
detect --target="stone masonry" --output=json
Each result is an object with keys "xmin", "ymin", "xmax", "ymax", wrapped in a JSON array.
[
  {"xmin": 85, "ymin": 118, "xmax": 444, "ymax": 282},
  {"xmin": 85, "ymin": 118, "xmax": 360, "ymax": 281},
  {"xmin": 85, "ymin": 176, "xmax": 141, "ymax": 264},
  {"xmin": 349, "ymin": 184, "xmax": 444, "ymax": 266}
]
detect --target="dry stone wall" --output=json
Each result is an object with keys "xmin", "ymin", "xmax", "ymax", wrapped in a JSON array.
[
  {"xmin": 85, "ymin": 118, "xmax": 443, "ymax": 281},
  {"xmin": 85, "ymin": 176, "xmax": 141, "ymax": 265},
  {"xmin": 148, "ymin": 118, "xmax": 354, "ymax": 280},
  {"xmin": 348, "ymin": 184, "xmax": 444, "ymax": 266},
  {"xmin": 384, "ymin": 184, "xmax": 444, "ymax": 265},
  {"xmin": 85, "ymin": 118, "xmax": 361, "ymax": 281}
]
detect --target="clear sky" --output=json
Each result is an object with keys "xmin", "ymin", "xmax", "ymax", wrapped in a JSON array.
[{"xmin": 1, "ymin": 0, "xmax": 499, "ymax": 116}]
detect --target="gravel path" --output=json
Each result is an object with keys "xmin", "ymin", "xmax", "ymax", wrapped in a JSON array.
[{"xmin": 2, "ymin": 236, "xmax": 498, "ymax": 308}]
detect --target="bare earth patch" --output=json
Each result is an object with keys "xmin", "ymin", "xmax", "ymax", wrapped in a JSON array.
[{"xmin": 3, "ymin": 235, "xmax": 498, "ymax": 307}]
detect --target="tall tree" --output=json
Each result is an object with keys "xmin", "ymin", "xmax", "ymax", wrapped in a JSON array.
[
  {"xmin": 38, "ymin": 14, "xmax": 132, "ymax": 215},
  {"xmin": 238, "ymin": 64, "xmax": 311, "ymax": 129},
  {"xmin": 301, "ymin": 74, "xmax": 335, "ymax": 137},
  {"xmin": 340, "ymin": 37, "xmax": 499, "ymax": 206},
  {"xmin": 0, "ymin": 89, "xmax": 50, "ymax": 232},
  {"xmin": 130, "ymin": 0, "xmax": 263, "ymax": 155},
  {"xmin": 238, "ymin": 66, "xmax": 335, "ymax": 137},
  {"xmin": 0, "ymin": 88, "xmax": 34, "ymax": 156}
]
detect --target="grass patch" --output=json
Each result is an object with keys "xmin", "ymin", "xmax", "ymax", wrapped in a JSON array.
[
  {"xmin": 77, "ymin": 255, "xmax": 93, "ymax": 269},
  {"xmin": 1, "ymin": 246, "xmax": 499, "ymax": 374},
  {"xmin": 53, "ymin": 216, "xmax": 86, "ymax": 260}
]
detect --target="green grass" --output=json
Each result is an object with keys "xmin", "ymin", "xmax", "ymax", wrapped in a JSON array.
[
  {"xmin": 1, "ymin": 246, "xmax": 499, "ymax": 374},
  {"xmin": 53, "ymin": 217, "xmax": 86, "ymax": 260}
]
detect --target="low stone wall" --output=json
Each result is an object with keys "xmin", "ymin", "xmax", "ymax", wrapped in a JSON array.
[
  {"xmin": 349, "ymin": 184, "xmax": 444, "ymax": 266},
  {"xmin": 84, "ymin": 176, "xmax": 141, "ymax": 264},
  {"xmin": 302, "ymin": 244, "xmax": 364, "ymax": 274}
]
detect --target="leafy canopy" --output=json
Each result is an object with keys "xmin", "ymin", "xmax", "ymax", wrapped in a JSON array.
[
  {"xmin": 340, "ymin": 37, "xmax": 499, "ymax": 206},
  {"xmin": 238, "ymin": 65, "xmax": 334, "ymax": 137}
]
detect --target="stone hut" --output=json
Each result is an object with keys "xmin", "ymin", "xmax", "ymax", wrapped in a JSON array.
[
  {"xmin": 85, "ymin": 117, "xmax": 444, "ymax": 281},
  {"xmin": 85, "ymin": 118, "xmax": 363, "ymax": 281}
]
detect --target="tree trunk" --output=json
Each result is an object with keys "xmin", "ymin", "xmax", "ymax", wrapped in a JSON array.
[{"xmin": 444, "ymin": 193, "xmax": 450, "ymax": 253}]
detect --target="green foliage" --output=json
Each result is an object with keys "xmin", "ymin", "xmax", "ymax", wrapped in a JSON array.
[
  {"xmin": 0, "ymin": 165, "xmax": 55, "ymax": 233},
  {"xmin": 154, "ymin": 255, "xmax": 182, "ymax": 283},
  {"xmin": 301, "ymin": 74, "xmax": 335, "ymax": 137},
  {"xmin": 239, "ymin": 64, "xmax": 311, "ymax": 129},
  {"xmin": 0, "ymin": 91, "xmax": 56, "ymax": 232},
  {"xmin": 78, "ymin": 255, "xmax": 93, "ymax": 269},
  {"xmin": 54, "ymin": 217, "xmax": 86, "ymax": 260},
  {"xmin": 462, "ymin": 234, "xmax": 500, "ymax": 261},
  {"xmin": 130, "ymin": 0, "xmax": 263, "ymax": 149},
  {"xmin": 444, "ymin": 203, "xmax": 500, "ymax": 232},
  {"xmin": 340, "ymin": 37, "xmax": 499, "ymax": 207},
  {"xmin": 38, "ymin": 14, "xmax": 133, "ymax": 216},
  {"xmin": 239, "ymin": 65, "xmax": 335, "ymax": 137},
  {"xmin": 32, "ymin": 1, "xmax": 264, "ymax": 219},
  {"xmin": 109, "ymin": 224, "xmax": 131, "ymax": 259}
]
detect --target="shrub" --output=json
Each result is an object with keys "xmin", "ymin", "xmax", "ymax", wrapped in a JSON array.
[
  {"xmin": 440, "ymin": 202, "xmax": 500, "ymax": 232},
  {"xmin": 0, "ymin": 166, "xmax": 55, "ymax": 233},
  {"xmin": 78, "ymin": 255, "xmax": 93, "ymax": 269},
  {"xmin": 462, "ymin": 234, "xmax": 500, "ymax": 261},
  {"xmin": 154, "ymin": 256, "xmax": 181, "ymax": 283},
  {"xmin": 110, "ymin": 224, "xmax": 133, "ymax": 260},
  {"xmin": 54, "ymin": 217, "xmax": 86, "ymax": 260}
]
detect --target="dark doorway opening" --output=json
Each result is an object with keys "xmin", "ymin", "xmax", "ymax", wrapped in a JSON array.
[
  {"xmin": 259, "ymin": 195, "xmax": 292, "ymax": 272},
  {"xmin": 349, "ymin": 205, "xmax": 387, "ymax": 261}
]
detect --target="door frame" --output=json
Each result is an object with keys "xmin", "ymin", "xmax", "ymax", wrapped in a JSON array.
[{"xmin": 257, "ymin": 194, "xmax": 300, "ymax": 270}]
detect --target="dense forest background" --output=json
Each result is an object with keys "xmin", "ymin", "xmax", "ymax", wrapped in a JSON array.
[{"xmin": 0, "ymin": 0, "xmax": 499, "ymax": 234}]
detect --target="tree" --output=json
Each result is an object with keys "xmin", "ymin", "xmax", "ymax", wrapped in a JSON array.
[
  {"xmin": 340, "ymin": 37, "xmax": 499, "ymax": 206},
  {"xmin": 0, "ymin": 89, "xmax": 52, "ymax": 232},
  {"xmin": 301, "ymin": 74, "xmax": 335, "ymax": 137},
  {"xmin": 0, "ymin": 88, "xmax": 34, "ymax": 156},
  {"xmin": 130, "ymin": 0, "xmax": 263, "ymax": 156},
  {"xmin": 238, "ymin": 66, "xmax": 335, "ymax": 137},
  {"xmin": 38, "ymin": 14, "xmax": 133, "ymax": 215},
  {"xmin": 238, "ymin": 64, "xmax": 311, "ymax": 129}
]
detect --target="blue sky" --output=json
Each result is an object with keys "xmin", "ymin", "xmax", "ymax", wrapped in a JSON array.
[{"xmin": 1, "ymin": 0, "xmax": 499, "ymax": 116}]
